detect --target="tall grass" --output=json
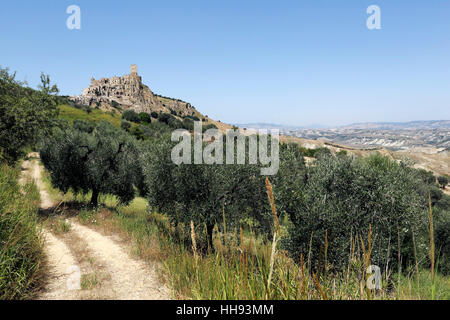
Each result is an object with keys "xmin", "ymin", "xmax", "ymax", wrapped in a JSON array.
[
  {"xmin": 0, "ymin": 164, "xmax": 45, "ymax": 299},
  {"xmin": 428, "ymin": 193, "xmax": 436, "ymax": 299}
]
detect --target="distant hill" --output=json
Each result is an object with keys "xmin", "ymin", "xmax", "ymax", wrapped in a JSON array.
[
  {"xmin": 234, "ymin": 120, "xmax": 450, "ymax": 131},
  {"xmin": 234, "ymin": 123, "xmax": 328, "ymax": 130},
  {"xmin": 340, "ymin": 120, "xmax": 450, "ymax": 130}
]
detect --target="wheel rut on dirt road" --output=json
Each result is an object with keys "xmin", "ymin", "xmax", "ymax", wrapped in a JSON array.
[{"xmin": 22, "ymin": 153, "xmax": 170, "ymax": 300}]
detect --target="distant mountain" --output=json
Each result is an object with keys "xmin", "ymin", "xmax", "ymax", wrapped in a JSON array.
[
  {"xmin": 235, "ymin": 120, "xmax": 450, "ymax": 131},
  {"xmin": 234, "ymin": 123, "xmax": 329, "ymax": 130}
]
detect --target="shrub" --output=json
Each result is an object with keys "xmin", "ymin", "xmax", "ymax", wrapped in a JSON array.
[
  {"xmin": 182, "ymin": 118, "xmax": 194, "ymax": 131},
  {"xmin": 111, "ymin": 100, "xmax": 121, "ymax": 110},
  {"xmin": 139, "ymin": 112, "xmax": 151, "ymax": 124},
  {"xmin": 150, "ymin": 111, "xmax": 159, "ymax": 119},
  {"xmin": 158, "ymin": 112, "xmax": 184, "ymax": 129},
  {"xmin": 272, "ymin": 142, "xmax": 307, "ymax": 222},
  {"xmin": 158, "ymin": 113, "xmax": 172, "ymax": 125},
  {"xmin": 417, "ymin": 169, "xmax": 437, "ymax": 186},
  {"xmin": 435, "ymin": 215, "xmax": 450, "ymax": 275},
  {"xmin": 438, "ymin": 176, "xmax": 449, "ymax": 189},
  {"xmin": 336, "ymin": 150, "xmax": 348, "ymax": 157},
  {"xmin": 313, "ymin": 147, "xmax": 332, "ymax": 158},
  {"xmin": 140, "ymin": 121, "xmax": 172, "ymax": 140},
  {"xmin": 183, "ymin": 115, "xmax": 199, "ymax": 121},
  {"xmin": 130, "ymin": 125, "xmax": 145, "ymax": 140},
  {"xmin": 121, "ymin": 120, "xmax": 131, "ymax": 131},
  {"xmin": 202, "ymin": 123, "xmax": 218, "ymax": 133},
  {"xmin": 434, "ymin": 194, "xmax": 450, "ymax": 275},
  {"xmin": 0, "ymin": 164, "xmax": 44, "ymax": 299},
  {"xmin": 122, "ymin": 109, "xmax": 140, "ymax": 123},
  {"xmin": 73, "ymin": 119, "xmax": 95, "ymax": 133},
  {"xmin": 0, "ymin": 68, "xmax": 58, "ymax": 163}
]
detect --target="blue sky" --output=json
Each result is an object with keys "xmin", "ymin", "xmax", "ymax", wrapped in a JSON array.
[{"xmin": 1, "ymin": 0, "xmax": 449, "ymax": 126}]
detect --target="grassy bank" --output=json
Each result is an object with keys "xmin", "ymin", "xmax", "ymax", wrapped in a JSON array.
[
  {"xmin": 0, "ymin": 164, "xmax": 45, "ymax": 300},
  {"xmin": 58, "ymin": 105, "xmax": 122, "ymax": 127}
]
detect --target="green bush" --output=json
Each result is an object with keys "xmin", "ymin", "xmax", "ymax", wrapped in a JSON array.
[
  {"xmin": 202, "ymin": 123, "xmax": 218, "ymax": 133},
  {"xmin": 438, "ymin": 176, "xmax": 449, "ymax": 189},
  {"xmin": 0, "ymin": 67, "xmax": 58, "ymax": 163},
  {"xmin": 73, "ymin": 119, "xmax": 95, "ymax": 133},
  {"xmin": 434, "ymin": 194, "xmax": 450, "ymax": 275},
  {"xmin": 183, "ymin": 115, "xmax": 199, "ymax": 121},
  {"xmin": 272, "ymin": 142, "xmax": 307, "ymax": 222},
  {"xmin": 158, "ymin": 112, "xmax": 184, "ymax": 129},
  {"xmin": 130, "ymin": 125, "xmax": 145, "ymax": 140},
  {"xmin": 417, "ymin": 169, "xmax": 437, "ymax": 186},
  {"xmin": 435, "ymin": 218, "xmax": 450, "ymax": 275},
  {"xmin": 121, "ymin": 120, "xmax": 131, "ymax": 131},
  {"xmin": 158, "ymin": 113, "xmax": 172, "ymax": 125},
  {"xmin": 182, "ymin": 118, "xmax": 194, "ymax": 131},
  {"xmin": 150, "ymin": 111, "xmax": 159, "ymax": 119},
  {"xmin": 111, "ymin": 100, "xmax": 122, "ymax": 110},
  {"xmin": 139, "ymin": 112, "xmax": 151, "ymax": 124},
  {"xmin": 122, "ymin": 109, "xmax": 140, "ymax": 123}
]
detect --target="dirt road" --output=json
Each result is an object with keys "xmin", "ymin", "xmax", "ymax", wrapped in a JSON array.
[{"xmin": 22, "ymin": 153, "xmax": 170, "ymax": 300}]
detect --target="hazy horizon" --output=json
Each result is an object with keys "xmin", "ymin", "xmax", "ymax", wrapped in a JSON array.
[{"xmin": 234, "ymin": 119, "xmax": 450, "ymax": 129}]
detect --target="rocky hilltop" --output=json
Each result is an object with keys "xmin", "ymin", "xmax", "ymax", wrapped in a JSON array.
[{"xmin": 71, "ymin": 65, "xmax": 196, "ymax": 116}]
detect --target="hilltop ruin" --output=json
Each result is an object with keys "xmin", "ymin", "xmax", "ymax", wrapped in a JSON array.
[{"xmin": 71, "ymin": 65, "xmax": 196, "ymax": 116}]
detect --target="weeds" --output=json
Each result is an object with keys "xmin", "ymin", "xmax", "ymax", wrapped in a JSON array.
[
  {"xmin": 0, "ymin": 164, "xmax": 45, "ymax": 299},
  {"xmin": 81, "ymin": 273, "xmax": 99, "ymax": 290},
  {"xmin": 48, "ymin": 218, "xmax": 71, "ymax": 234}
]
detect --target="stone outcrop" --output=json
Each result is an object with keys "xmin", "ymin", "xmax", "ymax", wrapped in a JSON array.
[{"xmin": 71, "ymin": 65, "xmax": 196, "ymax": 116}]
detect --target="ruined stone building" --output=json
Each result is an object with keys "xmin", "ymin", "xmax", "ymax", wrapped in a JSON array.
[{"xmin": 71, "ymin": 65, "xmax": 196, "ymax": 116}]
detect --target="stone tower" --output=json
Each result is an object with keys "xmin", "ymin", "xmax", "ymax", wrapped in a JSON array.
[{"xmin": 130, "ymin": 64, "xmax": 138, "ymax": 75}]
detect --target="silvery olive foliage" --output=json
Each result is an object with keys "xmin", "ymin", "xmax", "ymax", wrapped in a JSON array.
[
  {"xmin": 40, "ymin": 121, "xmax": 141, "ymax": 207},
  {"xmin": 282, "ymin": 153, "xmax": 427, "ymax": 271},
  {"xmin": 140, "ymin": 135, "xmax": 269, "ymax": 249}
]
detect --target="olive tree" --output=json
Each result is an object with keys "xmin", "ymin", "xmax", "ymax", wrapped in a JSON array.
[
  {"xmin": 141, "ymin": 134, "xmax": 270, "ymax": 249},
  {"xmin": 40, "ymin": 121, "xmax": 140, "ymax": 206},
  {"xmin": 282, "ymin": 153, "xmax": 427, "ymax": 271},
  {"xmin": 271, "ymin": 142, "xmax": 307, "ymax": 222}
]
